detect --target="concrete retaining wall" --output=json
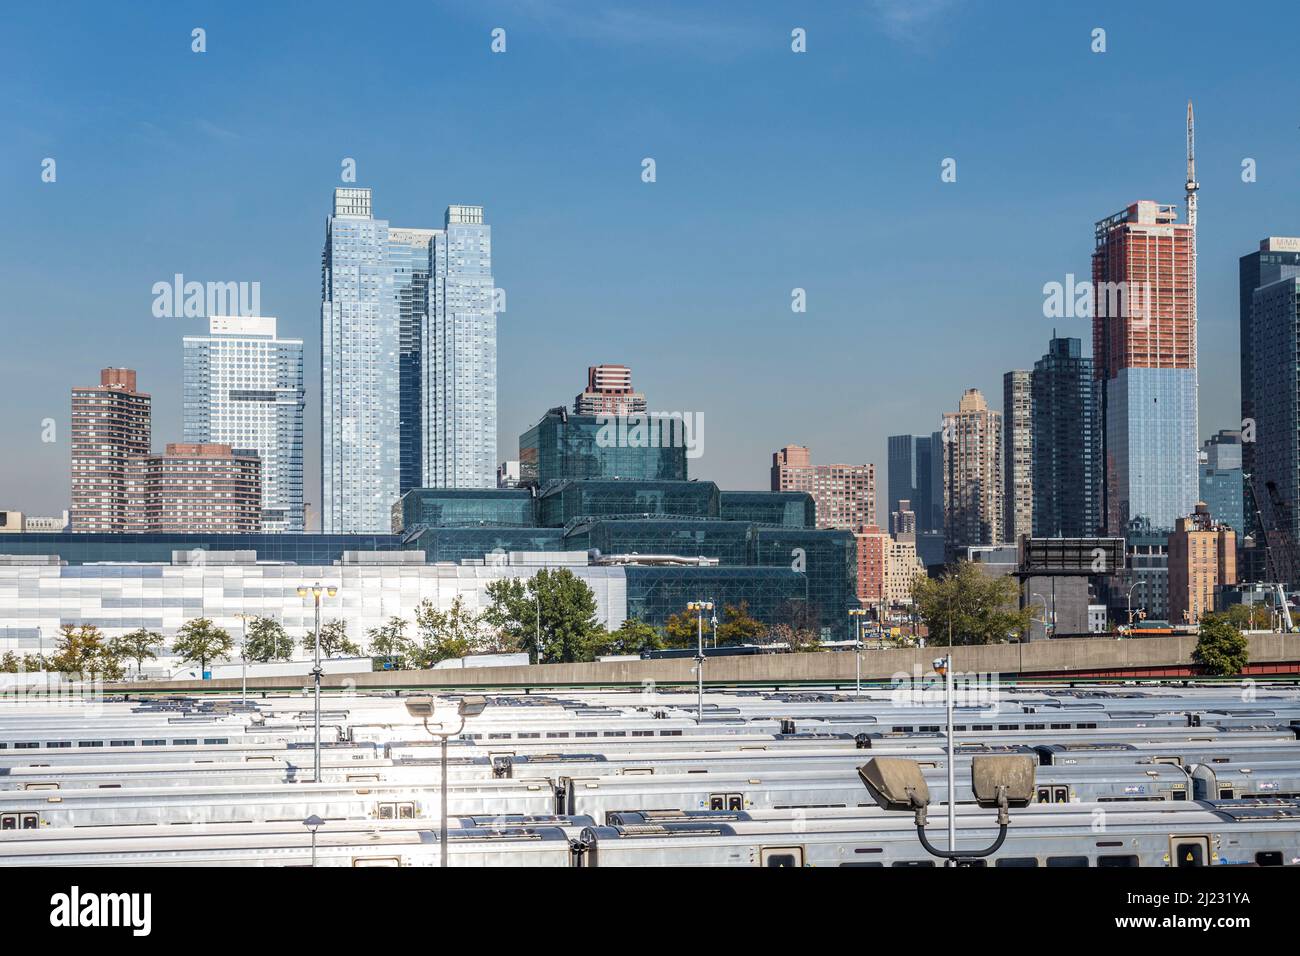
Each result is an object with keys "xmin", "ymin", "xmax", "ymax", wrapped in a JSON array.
[{"xmin": 101, "ymin": 633, "xmax": 1300, "ymax": 694}]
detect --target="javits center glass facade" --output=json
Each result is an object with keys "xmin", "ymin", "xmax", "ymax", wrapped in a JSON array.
[
  {"xmin": 539, "ymin": 480, "xmax": 719, "ymax": 527},
  {"xmin": 519, "ymin": 408, "xmax": 688, "ymax": 485},
  {"xmin": 393, "ymin": 488, "xmax": 536, "ymax": 533},
  {"xmin": 10, "ymin": 478, "xmax": 856, "ymax": 637},
  {"xmin": 718, "ymin": 491, "xmax": 814, "ymax": 529}
]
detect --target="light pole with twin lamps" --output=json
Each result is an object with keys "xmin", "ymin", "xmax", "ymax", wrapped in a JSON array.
[
  {"xmin": 686, "ymin": 601, "xmax": 713, "ymax": 724},
  {"xmin": 296, "ymin": 583, "xmax": 337, "ymax": 783},
  {"xmin": 404, "ymin": 695, "xmax": 488, "ymax": 867}
]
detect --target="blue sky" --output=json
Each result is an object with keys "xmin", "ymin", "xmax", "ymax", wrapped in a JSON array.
[{"xmin": 3, "ymin": 0, "xmax": 1298, "ymax": 518}]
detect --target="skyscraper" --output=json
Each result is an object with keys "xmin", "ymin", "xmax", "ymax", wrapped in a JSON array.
[
  {"xmin": 1092, "ymin": 199, "xmax": 1199, "ymax": 537},
  {"xmin": 321, "ymin": 189, "xmax": 497, "ymax": 532},
  {"xmin": 321, "ymin": 187, "xmax": 401, "ymax": 533},
  {"xmin": 1031, "ymin": 336, "xmax": 1102, "ymax": 538},
  {"xmin": 1002, "ymin": 369, "xmax": 1033, "ymax": 544},
  {"xmin": 887, "ymin": 433, "xmax": 945, "ymax": 566},
  {"xmin": 574, "ymin": 365, "xmax": 647, "ymax": 416},
  {"xmin": 887, "ymin": 434, "xmax": 943, "ymax": 529},
  {"xmin": 942, "ymin": 388, "xmax": 1003, "ymax": 559},
  {"xmin": 423, "ymin": 204, "xmax": 496, "ymax": 489},
  {"xmin": 1239, "ymin": 236, "xmax": 1300, "ymax": 501},
  {"xmin": 390, "ymin": 227, "xmax": 434, "ymax": 497},
  {"xmin": 183, "ymin": 316, "xmax": 305, "ymax": 533},
  {"xmin": 770, "ymin": 445, "xmax": 875, "ymax": 531},
  {"xmin": 1199, "ymin": 430, "xmax": 1243, "ymax": 539},
  {"xmin": 1249, "ymin": 269, "xmax": 1300, "ymax": 548},
  {"xmin": 70, "ymin": 368, "xmax": 151, "ymax": 533}
]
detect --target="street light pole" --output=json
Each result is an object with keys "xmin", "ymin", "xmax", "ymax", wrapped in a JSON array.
[
  {"xmin": 935, "ymin": 654, "xmax": 956, "ymax": 864},
  {"xmin": 687, "ymin": 601, "xmax": 713, "ymax": 725},
  {"xmin": 404, "ymin": 696, "xmax": 487, "ymax": 867},
  {"xmin": 297, "ymin": 583, "xmax": 337, "ymax": 783},
  {"xmin": 848, "ymin": 608, "xmax": 867, "ymax": 697}
]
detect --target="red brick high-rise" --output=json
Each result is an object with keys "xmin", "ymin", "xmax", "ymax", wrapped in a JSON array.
[
  {"xmin": 71, "ymin": 368, "xmax": 152, "ymax": 532},
  {"xmin": 126, "ymin": 443, "xmax": 262, "ymax": 534}
]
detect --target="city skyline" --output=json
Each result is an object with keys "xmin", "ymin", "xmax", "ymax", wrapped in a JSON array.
[{"xmin": 5, "ymin": 2, "xmax": 1299, "ymax": 517}]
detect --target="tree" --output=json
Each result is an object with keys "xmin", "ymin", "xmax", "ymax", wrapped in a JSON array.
[
  {"xmin": 50, "ymin": 624, "xmax": 123, "ymax": 679},
  {"xmin": 172, "ymin": 618, "xmax": 234, "ymax": 675},
  {"xmin": 366, "ymin": 616, "xmax": 416, "ymax": 670},
  {"xmin": 244, "ymin": 617, "xmax": 294, "ymax": 662},
  {"xmin": 769, "ymin": 622, "xmax": 822, "ymax": 653},
  {"xmin": 596, "ymin": 618, "xmax": 664, "ymax": 657},
  {"xmin": 411, "ymin": 597, "xmax": 487, "ymax": 667},
  {"xmin": 304, "ymin": 618, "xmax": 361, "ymax": 658},
  {"xmin": 482, "ymin": 569, "xmax": 604, "ymax": 663},
  {"xmin": 1194, "ymin": 614, "xmax": 1250, "ymax": 677},
  {"xmin": 911, "ymin": 561, "xmax": 1032, "ymax": 646},
  {"xmin": 716, "ymin": 601, "xmax": 765, "ymax": 645},
  {"xmin": 108, "ymin": 628, "xmax": 165, "ymax": 678},
  {"xmin": 662, "ymin": 609, "xmax": 703, "ymax": 648},
  {"xmin": 1224, "ymin": 602, "xmax": 1271, "ymax": 632}
]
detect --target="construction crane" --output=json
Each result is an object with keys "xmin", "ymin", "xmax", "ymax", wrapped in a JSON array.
[{"xmin": 1246, "ymin": 473, "xmax": 1298, "ymax": 631}]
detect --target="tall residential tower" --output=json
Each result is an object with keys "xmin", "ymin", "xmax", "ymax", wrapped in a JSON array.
[{"xmin": 183, "ymin": 316, "xmax": 305, "ymax": 532}]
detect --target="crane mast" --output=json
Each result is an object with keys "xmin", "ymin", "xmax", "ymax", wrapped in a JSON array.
[{"xmin": 1186, "ymin": 101, "xmax": 1199, "ymax": 364}]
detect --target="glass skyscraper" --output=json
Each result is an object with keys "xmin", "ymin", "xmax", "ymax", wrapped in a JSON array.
[
  {"xmin": 1250, "ymin": 274, "xmax": 1300, "ymax": 548},
  {"xmin": 1031, "ymin": 336, "xmax": 1101, "ymax": 538},
  {"xmin": 321, "ymin": 189, "xmax": 496, "ymax": 532},
  {"xmin": 424, "ymin": 205, "xmax": 496, "ymax": 489},
  {"xmin": 183, "ymin": 316, "xmax": 305, "ymax": 533},
  {"xmin": 886, "ymin": 432, "xmax": 944, "ymax": 565},
  {"xmin": 321, "ymin": 188, "xmax": 400, "ymax": 533}
]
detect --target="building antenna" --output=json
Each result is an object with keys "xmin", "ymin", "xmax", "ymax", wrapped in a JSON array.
[{"xmin": 1186, "ymin": 100, "xmax": 1199, "ymax": 365}]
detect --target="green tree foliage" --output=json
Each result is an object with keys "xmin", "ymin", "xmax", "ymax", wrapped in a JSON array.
[
  {"xmin": 50, "ymin": 624, "xmax": 124, "ymax": 679},
  {"xmin": 911, "ymin": 561, "xmax": 1032, "ymax": 646},
  {"xmin": 108, "ymin": 628, "xmax": 165, "ymax": 677},
  {"xmin": 411, "ymin": 597, "xmax": 486, "ymax": 667},
  {"xmin": 1193, "ymin": 614, "xmax": 1250, "ymax": 677},
  {"xmin": 1223, "ymin": 602, "xmax": 1272, "ymax": 632},
  {"xmin": 303, "ymin": 618, "xmax": 361, "ymax": 658},
  {"xmin": 243, "ymin": 617, "xmax": 294, "ymax": 662},
  {"xmin": 595, "ymin": 618, "xmax": 664, "ymax": 657},
  {"xmin": 0, "ymin": 652, "xmax": 45, "ymax": 673},
  {"xmin": 481, "ymin": 569, "xmax": 604, "ymax": 663},
  {"xmin": 716, "ymin": 601, "xmax": 765, "ymax": 645},
  {"xmin": 172, "ymin": 618, "xmax": 234, "ymax": 674},
  {"xmin": 662, "ymin": 609, "xmax": 703, "ymax": 648},
  {"xmin": 366, "ymin": 616, "xmax": 416, "ymax": 670}
]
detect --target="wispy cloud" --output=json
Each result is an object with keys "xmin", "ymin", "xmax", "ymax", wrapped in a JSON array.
[{"xmin": 868, "ymin": 0, "xmax": 962, "ymax": 44}]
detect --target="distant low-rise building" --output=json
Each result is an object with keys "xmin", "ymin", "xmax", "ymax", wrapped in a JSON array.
[
  {"xmin": 1168, "ymin": 502, "xmax": 1237, "ymax": 626},
  {"xmin": 126, "ymin": 443, "xmax": 262, "ymax": 534}
]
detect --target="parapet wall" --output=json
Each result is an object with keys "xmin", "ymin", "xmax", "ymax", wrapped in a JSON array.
[{"xmin": 102, "ymin": 634, "xmax": 1300, "ymax": 694}]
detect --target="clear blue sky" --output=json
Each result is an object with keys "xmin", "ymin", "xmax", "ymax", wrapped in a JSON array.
[{"xmin": 3, "ymin": 0, "xmax": 1298, "ymax": 518}]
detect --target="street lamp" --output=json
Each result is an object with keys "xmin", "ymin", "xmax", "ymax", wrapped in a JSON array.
[
  {"xmin": 296, "ymin": 583, "xmax": 337, "ymax": 783},
  {"xmin": 405, "ymin": 694, "xmax": 488, "ymax": 867},
  {"xmin": 303, "ymin": 814, "xmax": 324, "ymax": 868},
  {"xmin": 847, "ymin": 608, "xmax": 868, "ymax": 696},
  {"xmin": 1126, "ymin": 581, "xmax": 1143, "ymax": 633},
  {"xmin": 933, "ymin": 655, "xmax": 957, "ymax": 856},
  {"xmin": 1030, "ymin": 592, "xmax": 1051, "ymax": 642},
  {"xmin": 858, "ymin": 754, "xmax": 1036, "ymax": 865},
  {"xmin": 686, "ymin": 601, "xmax": 714, "ymax": 724}
]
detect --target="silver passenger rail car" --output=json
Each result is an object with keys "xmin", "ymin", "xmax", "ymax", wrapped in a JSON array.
[{"xmin": 574, "ymin": 800, "xmax": 1300, "ymax": 867}]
